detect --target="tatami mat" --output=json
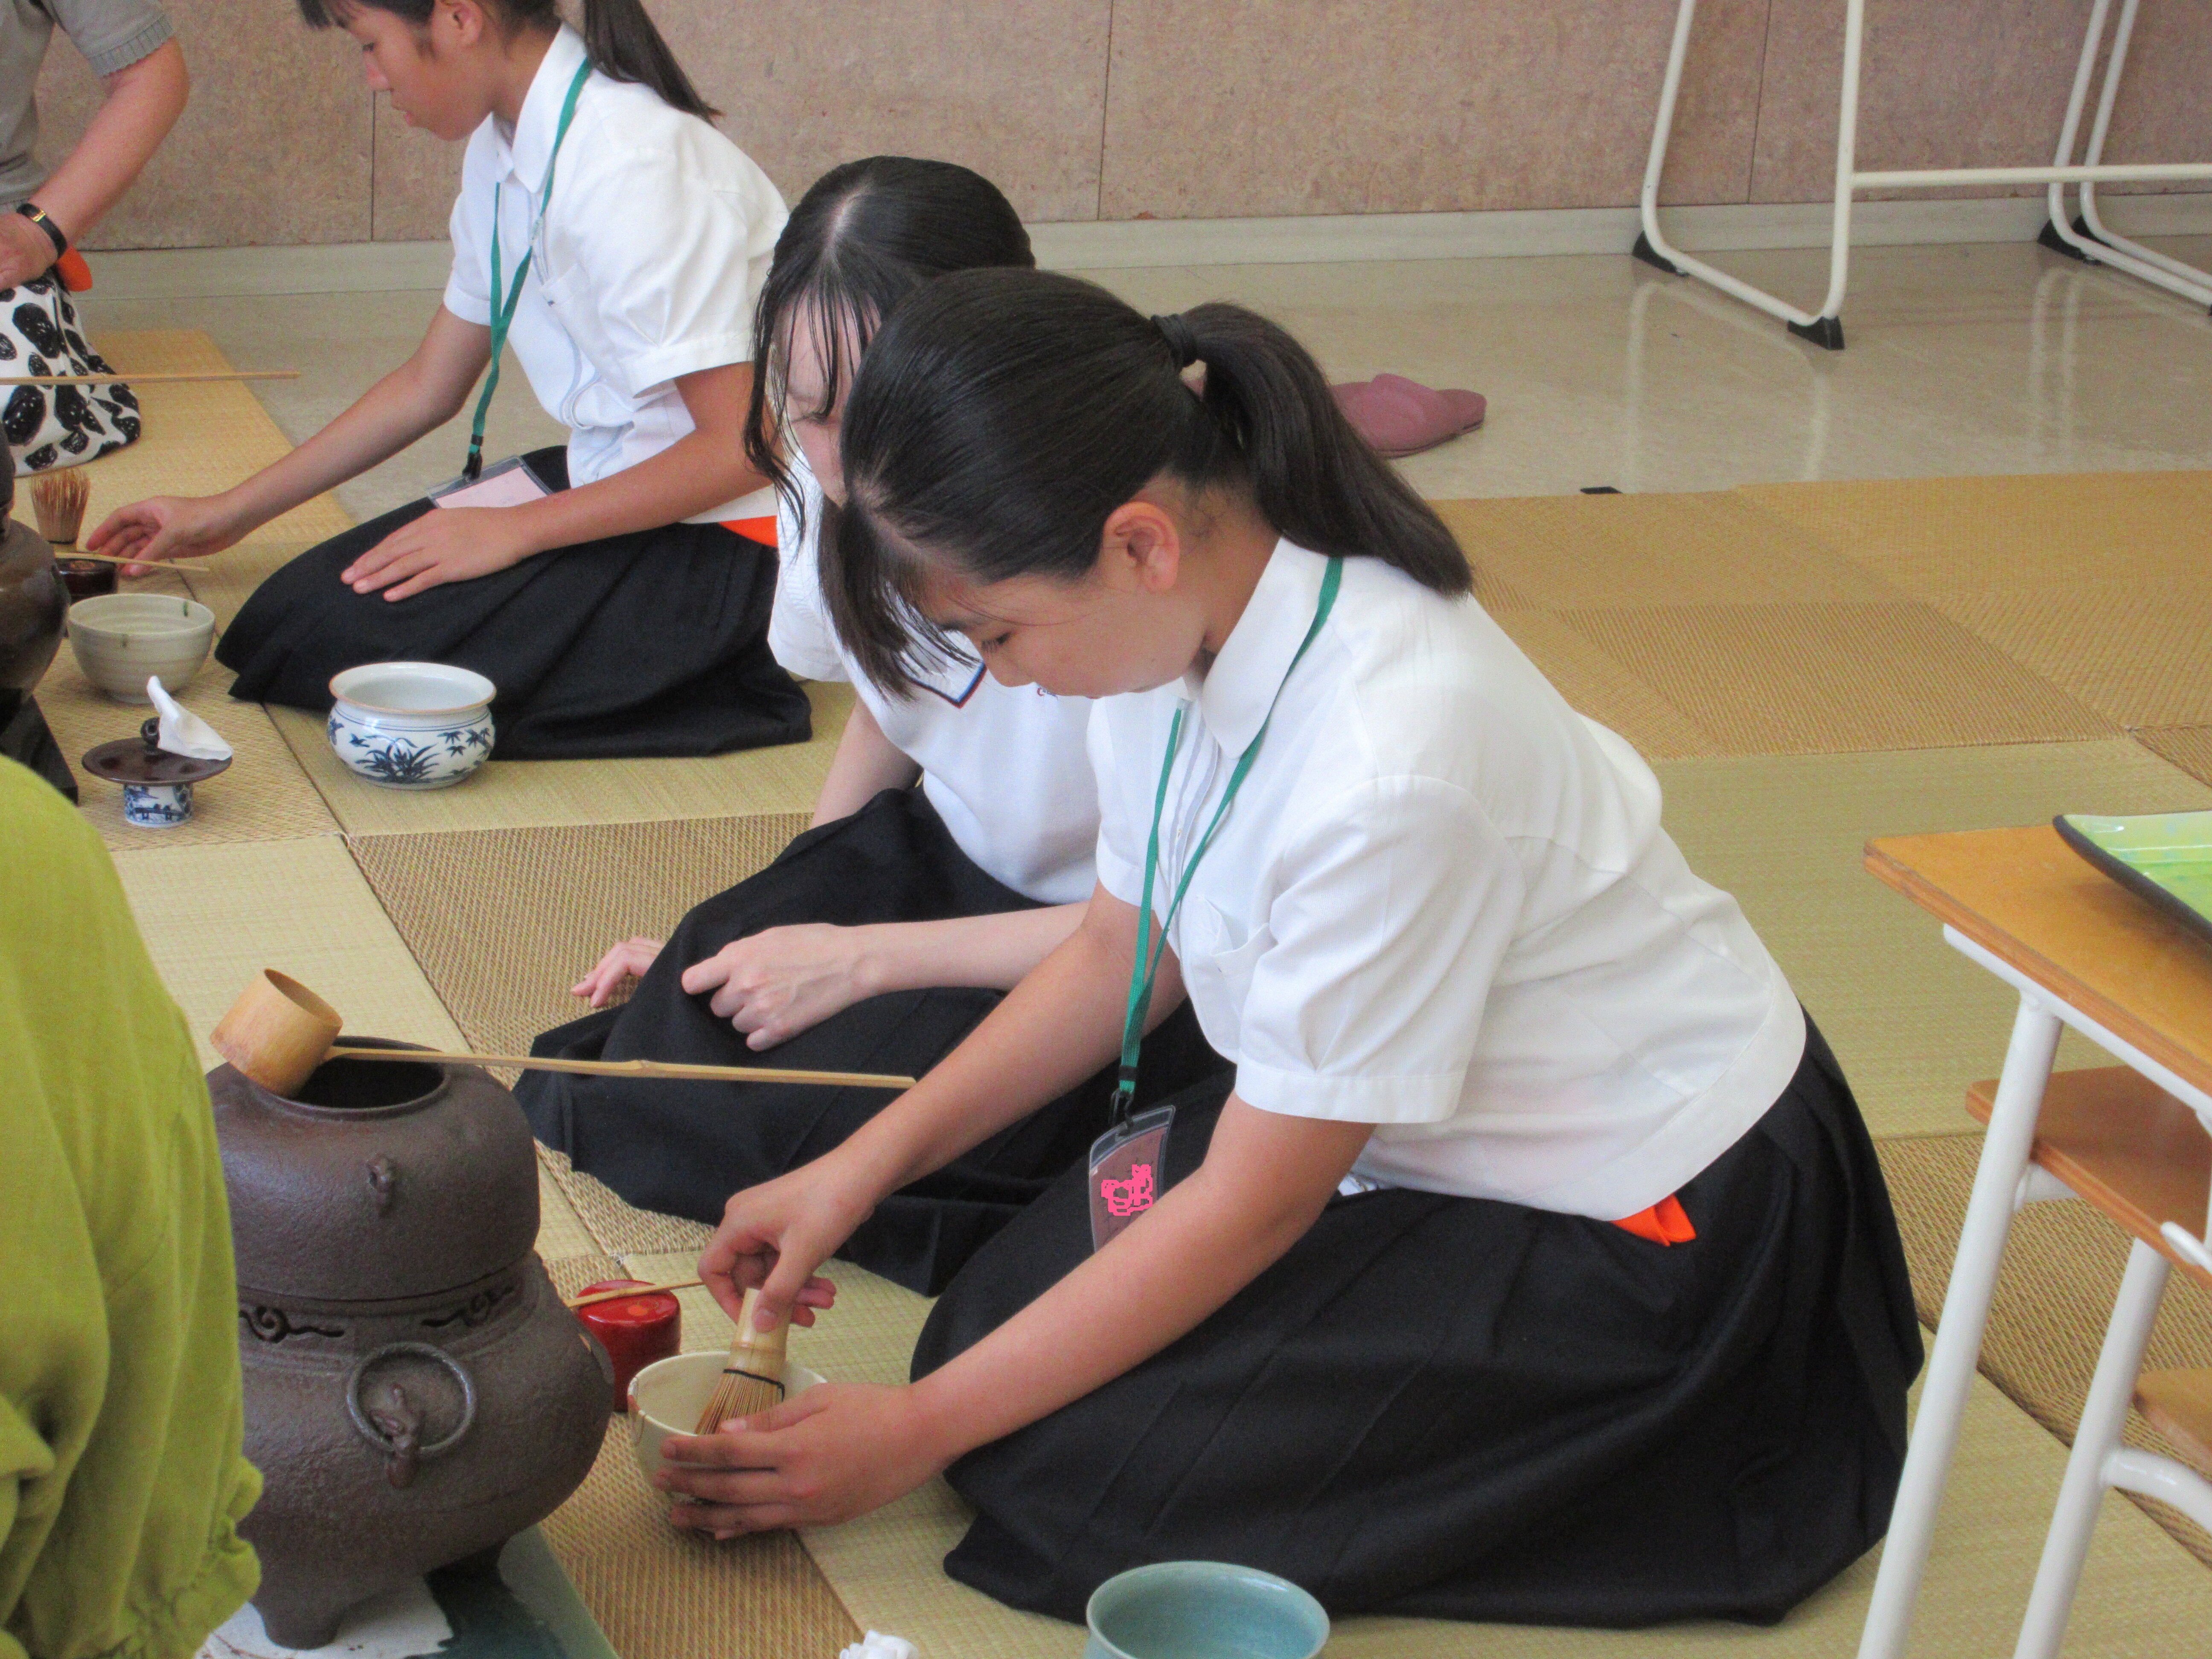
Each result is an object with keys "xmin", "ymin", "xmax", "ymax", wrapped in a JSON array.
[
  {"xmin": 265, "ymin": 681, "xmax": 849, "ymax": 837},
  {"xmin": 1929, "ymin": 580, "xmax": 2212, "ymax": 732},
  {"xmin": 1434, "ymin": 489, "xmax": 2128, "ymax": 758},
  {"xmin": 1881, "ymin": 1130, "xmax": 2212, "ymax": 1568},
  {"xmin": 1653, "ymin": 739, "xmax": 2212, "ymax": 1138},
  {"xmin": 1439, "ymin": 491, "xmax": 1896, "ymax": 611},
  {"xmin": 67, "ymin": 330, "xmax": 351, "ymax": 552},
  {"xmin": 349, "ymin": 814, "xmax": 813, "ymax": 1062},
  {"xmin": 1566, "ymin": 600, "xmax": 2114, "ymax": 754},
  {"xmin": 539, "ymin": 1148, "xmax": 717, "ymax": 1260},
  {"xmin": 1734, "ymin": 470, "xmax": 2212, "ymax": 598},
  {"xmin": 43, "ymin": 652, "xmax": 337, "ymax": 849},
  {"xmin": 111, "ymin": 833, "xmax": 465, "ymax": 1071},
  {"xmin": 2135, "ymin": 726, "xmax": 2212, "ymax": 789}
]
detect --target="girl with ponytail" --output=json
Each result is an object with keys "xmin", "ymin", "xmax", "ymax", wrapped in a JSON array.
[
  {"xmin": 89, "ymin": 0, "xmax": 808, "ymax": 759},
  {"xmin": 518, "ymin": 159, "xmax": 1220, "ymax": 1295},
  {"xmin": 659, "ymin": 269, "xmax": 1920, "ymax": 1632}
]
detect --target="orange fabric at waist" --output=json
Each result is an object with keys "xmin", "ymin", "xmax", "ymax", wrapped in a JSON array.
[
  {"xmin": 721, "ymin": 515, "xmax": 777, "ymax": 547},
  {"xmin": 1612, "ymin": 1193, "xmax": 1696, "ymax": 1246},
  {"xmin": 55, "ymin": 248, "xmax": 93, "ymax": 292}
]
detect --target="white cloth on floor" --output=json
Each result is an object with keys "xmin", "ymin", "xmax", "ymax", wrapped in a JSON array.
[{"xmin": 837, "ymin": 1634, "xmax": 919, "ymax": 1659}]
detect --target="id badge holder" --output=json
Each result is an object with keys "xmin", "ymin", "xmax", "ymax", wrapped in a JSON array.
[
  {"xmin": 428, "ymin": 453, "xmax": 556, "ymax": 510},
  {"xmin": 1088, "ymin": 1104, "xmax": 1173, "ymax": 1252}
]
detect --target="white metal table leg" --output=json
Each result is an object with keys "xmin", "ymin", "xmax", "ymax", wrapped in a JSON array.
[
  {"xmin": 1855, "ymin": 996, "xmax": 2064, "ymax": 1659},
  {"xmin": 1633, "ymin": 0, "xmax": 1850, "ymax": 346},
  {"xmin": 2011, "ymin": 1238, "xmax": 2171, "ymax": 1659},
  {"xmin": 2070, "ymin": 0, "xmax": 2212, "ymax": 306}
]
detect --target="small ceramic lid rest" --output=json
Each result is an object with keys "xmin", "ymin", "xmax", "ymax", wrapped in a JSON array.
[{"xmin": 82, "ymin": 717, "xmax": 234, "ymax": 786}]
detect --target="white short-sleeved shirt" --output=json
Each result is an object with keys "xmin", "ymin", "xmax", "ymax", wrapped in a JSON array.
[
  {"xmin": 768, "ymin": 451, "xmax": 1100, "ymax": 905},
  {"xmin": 1090, "ymin": 541, "xmax": 1806, "ymax": 1219},
  {"xmin": 442, "ymin": 26, "xmax": 786, "ymax": 522}
]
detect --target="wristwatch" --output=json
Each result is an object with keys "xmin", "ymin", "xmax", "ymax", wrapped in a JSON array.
[{"xmin": 15, "ymin": 201, "xmax": 67, "ymax": 260}]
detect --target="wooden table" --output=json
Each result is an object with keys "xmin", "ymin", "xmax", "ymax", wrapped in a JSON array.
[{"xmin": 1857, "ymin": 824, "xmax": 2212, "ymax": 1659}]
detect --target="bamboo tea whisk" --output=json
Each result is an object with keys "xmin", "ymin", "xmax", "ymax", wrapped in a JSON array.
[
  {"xmin": 694, "ymin": 1288, "xmax": 789, "ymax": 1433},
  {"xmin": 29, "ymin": 468, "xmax": 88, "ymax": 547}
]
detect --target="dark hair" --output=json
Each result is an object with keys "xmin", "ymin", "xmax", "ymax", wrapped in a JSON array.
[
  {"xmin": 298, "ymin": 0, "xmax": 718, "ymax": 120},
  {"xmin": 743, "ymin": 157, "xmax": 1032, "ymax": 539},
  {"xmin": 830, "ymin": 269, "xmax": 1473, "ymax": 693}
]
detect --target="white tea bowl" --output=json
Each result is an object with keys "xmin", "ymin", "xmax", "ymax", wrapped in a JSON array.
[
  {"xmin": 68, "ymin": 594, "xmax": 215, "ymax": 701},
  {"xmin": 326, "ymin": 661, "xmax": 496, "ymax": 790},
  {"xmin": 627, "ymin": 1349, "xmax": 824, "ymax": 1490}
]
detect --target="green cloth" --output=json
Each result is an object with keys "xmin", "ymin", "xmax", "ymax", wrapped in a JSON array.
[{"xmin": 0, "ymin": 758, "xmax": 259, "ymax": 1659}]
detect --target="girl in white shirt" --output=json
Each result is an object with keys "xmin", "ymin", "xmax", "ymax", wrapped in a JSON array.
[
  {"xmin": 88, "ymin": 0, "xmax": 807, "ymax": 759},
  {"xmin": 655, "ymin": 271, "xmax": 1922, "ymax": 1627},
  {"xmin": 519, "ymin": 160, "xmax": 1220, "ymax": 1292}
]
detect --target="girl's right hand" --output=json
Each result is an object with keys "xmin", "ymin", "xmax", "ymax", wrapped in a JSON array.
[
  {"xmin": 572, "ymin": 936, "xmax": 664, "ymax": 1007},
  {"xmin": 699, "ymin": 1152, "xmax": 881, "ymax": 1331},
  {"xmin": 85, "ymin": 494, "xmax": 248, "ymax": 575}
]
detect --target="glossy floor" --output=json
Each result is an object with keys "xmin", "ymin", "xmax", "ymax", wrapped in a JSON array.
[{"xmin": 80, "ymin": 232, "xmax": 2212, "ymax": 524}]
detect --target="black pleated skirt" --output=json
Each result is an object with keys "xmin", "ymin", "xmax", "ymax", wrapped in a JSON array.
[
  {"xmin": 216, "ymin": 448, "xmax": 811, "ymax": 760},
  {"xmin": 519, "ymin": 789, "xmax": 1228, "ymax": 1293},
  {"xmin": 913, "ymin": 1016, "xmax": 1923, "ymax": 1627}
]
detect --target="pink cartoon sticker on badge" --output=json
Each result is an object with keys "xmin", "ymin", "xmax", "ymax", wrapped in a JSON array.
[
  {"xmin": 1102, "ymin": 1162, "xmax": 1155, "ymax": 1218},
  {"xmin": 1088, "ymin": 1106, "xmax": 1173, "ymax": 1252}
]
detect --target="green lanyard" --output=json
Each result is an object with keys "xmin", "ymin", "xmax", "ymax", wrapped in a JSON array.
[
  {"xmin": 1112, "ymin": 556, "xmax": 1342, "ymax": 1123},
  {"xmin": 463, "ymin": 57, "xmax": 592, "ymax": 481}
]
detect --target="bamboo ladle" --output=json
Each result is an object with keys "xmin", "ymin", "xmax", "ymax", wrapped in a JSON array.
[{"xmin": 211, "ymin": 969, "xmax": 916, "ymax": 1100}]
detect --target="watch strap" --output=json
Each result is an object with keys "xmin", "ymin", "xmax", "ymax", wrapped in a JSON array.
[{"xmin": 16, "ymin": 203, "xmax": 67, "ymax": 259}]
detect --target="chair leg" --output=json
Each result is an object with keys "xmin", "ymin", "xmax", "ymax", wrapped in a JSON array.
[{"xmin": 2012, "ymin": 1238, "xmax": 2171, "ymax": 1659}]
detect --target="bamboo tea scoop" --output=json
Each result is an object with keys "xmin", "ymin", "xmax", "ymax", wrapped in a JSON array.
[{"xmin": 212, "ymin": 969, "xmax": 916, "ymax": 1099}]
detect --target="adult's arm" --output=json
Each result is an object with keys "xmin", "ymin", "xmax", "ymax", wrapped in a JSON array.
[{"xmin": 22, "ymin": 36, "xmax": 187, "ymax": 248}]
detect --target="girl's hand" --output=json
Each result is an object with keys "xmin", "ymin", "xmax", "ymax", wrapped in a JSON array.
[
  {"xmin": 571, "ymin": 936, "xmax": 664, "ymax": 1008},
  {"xmin": 86, "ymin": 494, "xmax": 248, "ymax": 574},
  {"xmin": 341, "ymin": 506, "xmax": 535, "ymax": 600},
  {"xmin": 680, "ymin": 924, "xmax": 879, "ymax": 1050},
  {"xmin": 699, "ymin": 1154, "xmax": 878, "ymax": 1330},
  {"xmin": 656, "ymin": 1382, "xmax": 957, "ymax": 1536}
]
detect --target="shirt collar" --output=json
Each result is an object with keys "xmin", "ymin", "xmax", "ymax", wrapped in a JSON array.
[
  {"xmin": 1183, "ymin": 540, "xmax": 1332, "ymax": 754},
  {"xmin": 491, "ymin": 24, "xmax": 589, "ymax": 192}
]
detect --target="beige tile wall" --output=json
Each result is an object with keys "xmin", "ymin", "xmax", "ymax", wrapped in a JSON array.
[{"xmin": 32, "ymin": 0, "xmax": 2212, "ymax": 249}]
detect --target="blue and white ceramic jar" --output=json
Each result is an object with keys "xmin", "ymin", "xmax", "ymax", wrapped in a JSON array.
[
  {"xmin": 122, "ymin": 780, "xmax": 195, "ymax": 827},
  {"xmin": 326, "ymin": 663, "xmax": 497, "ymax": 791}
]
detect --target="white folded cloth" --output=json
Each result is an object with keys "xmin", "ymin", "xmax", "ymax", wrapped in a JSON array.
[
  {"xmin": 838, "ymin": 1634, "xmax": 919, "ymax": 1659},
  {"xmin": 148, "ymin": 676, "xmax": 233, "ymax": 761}
]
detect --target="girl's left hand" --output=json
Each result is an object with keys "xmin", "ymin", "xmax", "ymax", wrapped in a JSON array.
[
  {"xmin": 655, "ymin": 1382, "xmax": 956, "ymax": 1536},
  {"xmin": 341, "ymin": 506, "xmax": 535, "ymax": 600}
]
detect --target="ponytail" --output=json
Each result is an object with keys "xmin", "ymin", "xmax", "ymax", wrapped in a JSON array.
[
  {"xmin": 578, "ymin": 0, "xmax": 716, "ymax": 119},
  {"xmin": 831, "ymin": 269, "xmax": 1471, "ymax": 695},
  {"xmin": 297, "ymin": 0, "xmax": 717, "ymax": 119}
]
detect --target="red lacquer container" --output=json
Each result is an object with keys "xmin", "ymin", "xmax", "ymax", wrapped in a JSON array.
[{"xmin": 573, "ymin": 1279, "xmax": 681, "ymax": 1400}]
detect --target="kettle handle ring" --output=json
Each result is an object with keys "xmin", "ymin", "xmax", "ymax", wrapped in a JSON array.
[{"xmin": 344, "ymin": 1342, "xmax": 479, "ymax": 1466}]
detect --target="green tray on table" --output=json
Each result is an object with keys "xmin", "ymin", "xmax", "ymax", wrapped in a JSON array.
[{"xmin": 2056, "ymin": 810, "xmax": 2212, "ymax": 948}]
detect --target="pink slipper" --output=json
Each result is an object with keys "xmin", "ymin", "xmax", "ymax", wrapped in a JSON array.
[{"xmin": 1332, "ymin": 374, "xmax": 1487, "ymax": 458}]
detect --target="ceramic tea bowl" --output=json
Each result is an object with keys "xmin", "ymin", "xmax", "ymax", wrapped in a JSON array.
[
  {"xmin": 1084, "ymin": 1561, "xmax": 1330, "ymax": 1659},
  {"xmin": 67, "ymin": 593, "xmax": 215, "ymax": 701},
  {"xmin": 326, "ymin": 662, "xmax": 495, "ymax": 790},
  {"xmin": 627, "ymin": 1349, "xmax": 824, "ymax": 1490}
]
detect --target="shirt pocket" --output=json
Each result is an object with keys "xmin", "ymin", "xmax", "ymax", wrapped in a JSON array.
[{"xmin": 1183, "ymin": 899, "xmax": 1274, "ymax": 1054}]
